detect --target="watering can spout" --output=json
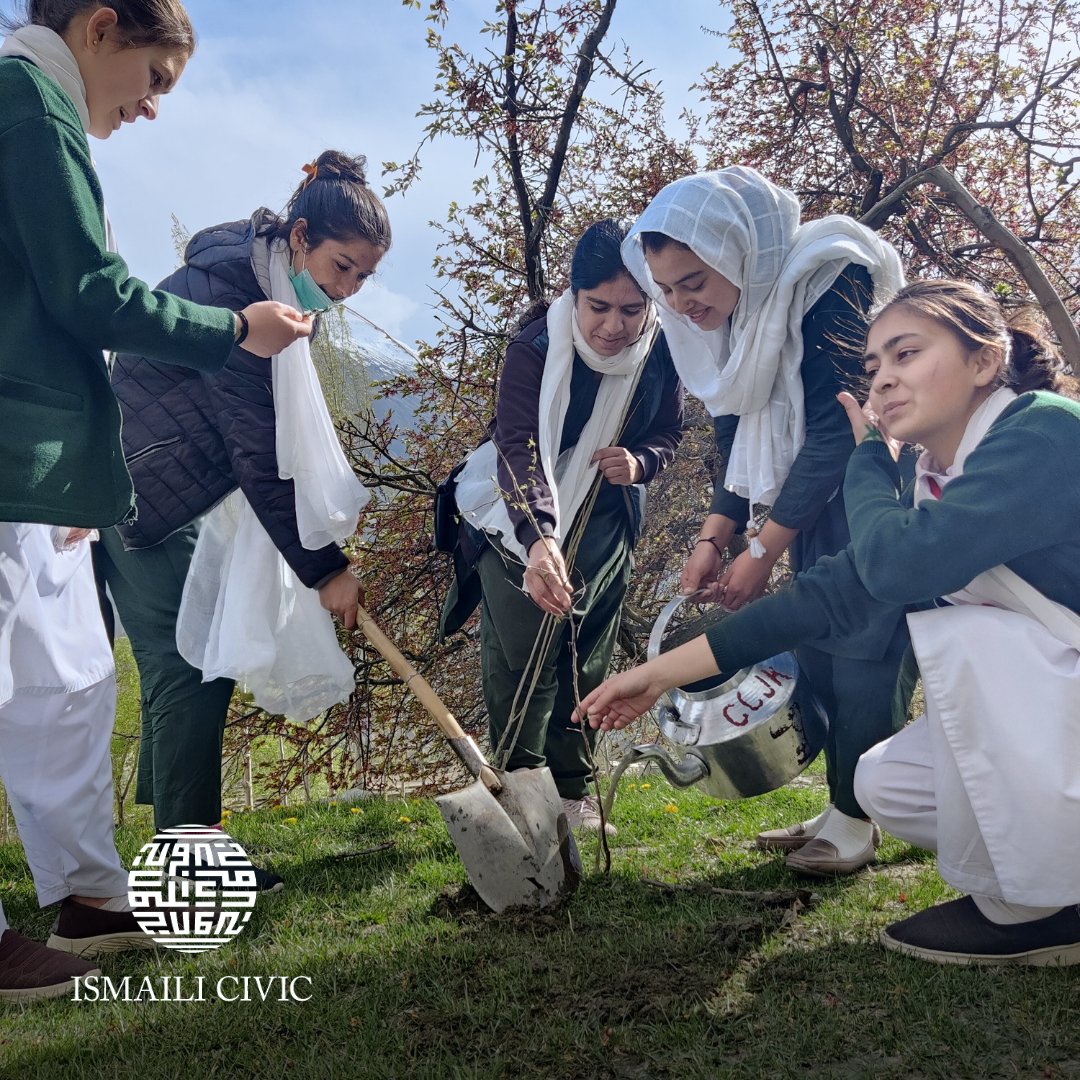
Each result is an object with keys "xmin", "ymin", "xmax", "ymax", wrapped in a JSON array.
[{"xmin": 623, "ymin": 743, "xmax": 709, "ymax": 789}]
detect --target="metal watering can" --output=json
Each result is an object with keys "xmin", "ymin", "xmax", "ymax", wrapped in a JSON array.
[{"xmin": 610, "ymin": 593, "xmax": 827, "ymax": 801}]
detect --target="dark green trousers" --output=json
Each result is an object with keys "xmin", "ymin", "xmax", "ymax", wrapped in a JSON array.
[
  {"xmin": 796, "ymin": 617, "xmax": 912, "ymax": 819},
  {"xmin": 96, "ymin": 525, "xmax": 234, "ymax": 830},
  {"xmin": 477, "ymin": 521, "xmax": 631, "ymax": 800}
]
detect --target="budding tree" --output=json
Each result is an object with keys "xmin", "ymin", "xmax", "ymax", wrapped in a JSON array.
[{"xmin": 696, "ymin": 0, "xmax": 1080, "ymax": 358}]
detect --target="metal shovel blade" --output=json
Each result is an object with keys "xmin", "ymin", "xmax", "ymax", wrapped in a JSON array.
[{"xmin": 435, "ymin": 765, "xmax": 580, "ymax": 913}]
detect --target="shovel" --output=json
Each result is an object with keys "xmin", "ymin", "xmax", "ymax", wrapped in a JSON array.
[{"xmin": 355, "ymin": 606, "xmax": 580, "ymax": 913}]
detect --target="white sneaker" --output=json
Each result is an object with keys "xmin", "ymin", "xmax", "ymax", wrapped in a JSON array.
[{"xmin": 561, "ymin": 795, "xmax": 616, "ymax": 837}]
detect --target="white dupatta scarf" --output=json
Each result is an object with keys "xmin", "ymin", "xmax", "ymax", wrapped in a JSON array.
[
  {"xmin": 622, "ymin": 167, "xmax": 903, "ymax": 544},
  {"xmin": 454, "ymin": 289, "xmax": 658, "ymax": 564},
  {"xmin": 177, "ymin": 242, "xmax": 369, "ymax": 721},
  {"xmin": 1, "ymin": 25, "xmax": 91, "ymax": 130}
]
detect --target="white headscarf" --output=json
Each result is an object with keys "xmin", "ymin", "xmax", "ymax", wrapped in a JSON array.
[
  {"xmin": 623, "ymin": 167, "xmax": 904, "ymax": 537},
  {"xmin": 1, "ymin": 25, "xmax": 91, "ymax": 131},
  {"xmin": 455, "ymin": 289, "xmax": 658, "ymax": 564}
]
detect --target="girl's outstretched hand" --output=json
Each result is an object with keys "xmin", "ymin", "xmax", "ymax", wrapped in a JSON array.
[
  {"xmin": 240, "ymin": 301, "xmax": 313, "ymax": 357},
  {"xmin": 575, "ymin": 636, "xmax": 719, "ymax": 730},
  {"xmin": 837, "ymin": 391, "xmax": 903, "ymax": 461},
  {"xmin": 573, "ymin": 667, "xmax": 667, "ymax": 731}
]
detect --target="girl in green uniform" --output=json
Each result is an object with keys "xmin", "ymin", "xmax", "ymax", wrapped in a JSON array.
[{"xmin": 577, "ymin": 280, "xmax": 1080, "ymax": 966}]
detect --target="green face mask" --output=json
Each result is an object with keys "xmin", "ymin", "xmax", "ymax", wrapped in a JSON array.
[{"xmin": 288, "ymin": 265, "xmax": 336, "ymax": 313}]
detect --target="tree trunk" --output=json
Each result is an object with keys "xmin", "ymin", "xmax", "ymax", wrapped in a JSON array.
[{"xmin": 861, "ymin": 165, "xmax": 1080, "ymax": 367}]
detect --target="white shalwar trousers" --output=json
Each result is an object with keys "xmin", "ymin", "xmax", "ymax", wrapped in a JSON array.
[
  {"xmin": 0, "ymin": 677, "xmax": 129, "ymax": 934},
  {"xmin": 854, "ymin": 714, "xmax": 940, "ymax": 855},
  {"xmin": 855, "ymin": 711, "xmax": 1075, "ymax": 922},
  {"xmin": 0, "ymin": 523, "xmax": 128, "ymax": 936},
  {"xmin": 856, "ymin": 597, "xmax": 1080, "ymax": 910}
]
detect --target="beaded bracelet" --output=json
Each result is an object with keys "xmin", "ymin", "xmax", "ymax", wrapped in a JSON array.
[
  {"xmin": 234, "ymin": 309, "xmax": 250, "ymax": 347},
  {"xmin": 696, "ymin": 536, "xmax": 725, "ymax": 556}
]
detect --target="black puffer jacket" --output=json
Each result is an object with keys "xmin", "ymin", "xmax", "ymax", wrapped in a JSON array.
[{"xmin": 110, "ymin": 210, "xmax": 349, "ymax": 589}]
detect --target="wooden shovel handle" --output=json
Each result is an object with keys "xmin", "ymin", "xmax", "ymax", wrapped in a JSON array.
[{"xmin": 355, "ymin": 605, "xmax": 500, "ymax": 790}]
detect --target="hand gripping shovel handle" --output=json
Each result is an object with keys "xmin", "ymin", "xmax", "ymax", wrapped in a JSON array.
[{"xmin": 355, "ymin": 605, "xmax": 502, "ymax": 794}]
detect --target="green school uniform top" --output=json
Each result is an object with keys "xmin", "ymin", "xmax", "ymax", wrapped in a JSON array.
[
  {"xmin": 844, "ymin": 391, "xmax": 1080, "ymax": 613},
  {"xmin": 0, "ymin": 57, "xmax": 237, "ymax": 528},
  {"xmin": 704, "ymin": 391, "xmax": 1080, "ymax": 673}
]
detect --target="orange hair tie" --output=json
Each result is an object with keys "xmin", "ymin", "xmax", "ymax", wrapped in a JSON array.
[{"xmin": 301, "ymin": 161, "xmax": 319, "ymax": 187}]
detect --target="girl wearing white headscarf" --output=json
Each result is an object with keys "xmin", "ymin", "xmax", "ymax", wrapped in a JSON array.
[
  {"xmin": 622, "ymin": 167, "xmax": 907, "ymax": 875},
  {"xmin": 443, "ymin": 221, "xmax": 683, "ymax": 834}
]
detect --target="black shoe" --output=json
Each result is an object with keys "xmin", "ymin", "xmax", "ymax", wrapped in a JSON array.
[
  {"xmin": 0, "ymin": 929, "xmax": 100, "ymax": 1003},
  {"xmin": 251, "ymin": 865, "xmax": 284, "ymax": 893},
  {"xmin": 882, "ymin": 896, "xmax": 1080, "ymax": 967},
  {"xmin": 46, "ymin": 898, "xmax": 159, "ymax": 959},
  {"xmin": 167, "ymin": 842, "xmax": 283, "ymax": 894}
]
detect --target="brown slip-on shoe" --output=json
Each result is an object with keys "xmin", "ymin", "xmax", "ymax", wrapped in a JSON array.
[
  {"xmin": 0, "ymin": 929, "xmax": 100, "ymax": 1004},
  {"xmin": 758, "ymin": 819, "xmax": 881, "ymax": 852},
  {"xmin": 47, "ymin": 898, "xmax": 159, "ymax": 959},
  {"xmin": 757, "ymin": 820, "xmax": 819, "ymax": 851},
  {"xmin": 785, "ymin": 835, "xmax": 877, "ymax": 878}
]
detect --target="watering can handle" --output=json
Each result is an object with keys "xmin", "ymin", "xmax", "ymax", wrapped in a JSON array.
[
  {"xmin": 649, "ymin": 589, "xmax": 744, "ymax": 710},
  {"xmin": 354, "ymin": 605, "xmax": 502, "ymax": 793},
  {"xmin": 648, "ymin": 592, "xmax": 698, "ymax": 720},
  {"xmin": 647, "ymin": 589, "xmax": 711, "ymax": 663}
]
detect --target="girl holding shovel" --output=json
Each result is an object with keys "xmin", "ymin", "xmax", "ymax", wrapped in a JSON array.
[{"xmin": 99, "ymin": 150, "xmax": 391, "ymax": 876}]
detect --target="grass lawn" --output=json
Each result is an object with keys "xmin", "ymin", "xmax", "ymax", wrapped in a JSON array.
[{"xmin": 1, "ymin": 764, "xmax": 1077, "ymax": 1079}]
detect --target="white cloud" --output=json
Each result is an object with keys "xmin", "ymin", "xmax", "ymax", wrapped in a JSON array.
[
  {"xmin": 92, "ymin": 1, "xmax": 476, "ymax": 345},
  {"xmin": 347, "ymin": 281, "xmax": 420, "ymax": 344},
  {"xmin": 89, "ymin": 0, "xmax": 730, "ymax": 347}
]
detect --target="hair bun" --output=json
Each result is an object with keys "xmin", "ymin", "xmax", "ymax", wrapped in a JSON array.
[
  {"xmin": 1005, "ymin": 305, "xmax": 1075, "ymax": 396},
  {"xmin": 315, "ymin": 150, "xmax": 368, "ymax": 187},
  {"xmin": 277, "ymin": 147, "xmax": 390, "ymax": 253}
]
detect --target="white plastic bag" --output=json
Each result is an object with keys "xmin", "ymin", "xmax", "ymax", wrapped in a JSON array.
[
  {"xmin": 177, "ymin": 243, "xmax": 369, "ymax": 721},
  {"xmin": 177, "ymin": 491, "xmax": 357, "ymax": 720}
]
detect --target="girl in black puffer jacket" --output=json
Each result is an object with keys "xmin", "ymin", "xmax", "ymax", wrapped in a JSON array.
[{"xmin": 100, "ymin": 151, "xmax": 390, "ymax": 880}]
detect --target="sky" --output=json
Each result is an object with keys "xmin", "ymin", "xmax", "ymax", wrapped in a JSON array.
[{"xmin": 34, "ymin": 0, "xmax": 735, "ymax": 348}]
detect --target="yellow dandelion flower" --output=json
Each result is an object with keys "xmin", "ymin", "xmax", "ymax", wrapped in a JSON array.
[
  {"xmin": 399, "ymin": 815, "xmax": 412, "ymax": 824},
  {"xmin": 640, "ymin": 782, "xmax": 652, "ymax": 791},
  {"xmin": 350, "ymin": 807, "xmax": 362, "ymax": 814},
  {"xmin": 283, "ymin": 817, "xmax": 298, "ymax": 824},
  {"xmin": 663, "ymin": 803, "xmax": 679, "ymax": 814}
]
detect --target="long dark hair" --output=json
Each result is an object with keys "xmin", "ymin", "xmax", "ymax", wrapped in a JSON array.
[
  {"xmin": 1, "ymin": 0, "xmax": 196, "ymax": 53},
  {"xmin": 873, "ymin": 280, "xmax": 1077, "ymax": 396},
  {"xmin": 259, "ymin": 149, "xmax": 391, "ymax": 254}
]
